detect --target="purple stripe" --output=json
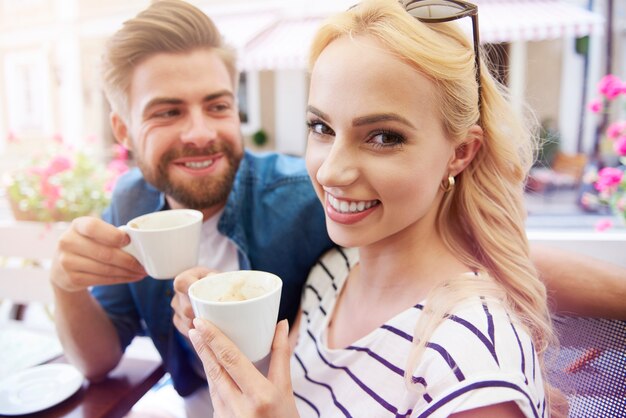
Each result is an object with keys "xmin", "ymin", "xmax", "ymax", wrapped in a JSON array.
[
  {"xmin": 381, "ymin": 325, "xmax": 465, "ymax": 381},
  {"xmin": 417, "ymin": 380, "xmax": 540, "ymax": 418},
  {"xmin": 304, "ymin": 284, "xmax": 323, "ymax": 302},
  {"xmin": 293, "ymin": 353, "xmax": 352, "ymax": 417},
  {"xmin": 303, "ymin": 285, "xmax": 326, "ymax": 316},
  {"xmin": 345, "ymin": 345, "xmax": 405, "ymax": 376},
  {"xmin": 318, "ymin": 260, "xmax": 338, "ymax": 292},
  {"xmin": 306, "ymin": 329, "xmax": 400, "ymax": 414},
  {"xmin": 336, "ymin": 247, "xmax": 352, "ymax": 272},
  {"xmin": 508, "ymin": 318, "xmax": 528, "ymax": 385},
  {"xmin": 346, "ymin": 344, "xmax": 432, "ymax": 404},
  {"xmin": 448, "ymin": 314, "xmax": 499, "ymax": 365},
  {"xmin": 481, "ymin": 299, "xmax": 496, "ymax": 344},
  {"xmin": 293, "ymin": 391, "xmax": 321, "ymax": 417}
]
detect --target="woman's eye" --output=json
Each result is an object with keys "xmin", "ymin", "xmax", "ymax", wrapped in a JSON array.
[
  {"xmin": 307, "ymin": 121, "xmax": 334, "ymax": 136},
  {"xmin": 369, "ymin": 131, "xmax": 405, "ymax": 148}
]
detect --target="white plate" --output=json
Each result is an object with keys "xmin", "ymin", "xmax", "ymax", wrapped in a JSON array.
[{"xmin": 0, "ymin": 364, "xmax": 84, "ymax": 415}]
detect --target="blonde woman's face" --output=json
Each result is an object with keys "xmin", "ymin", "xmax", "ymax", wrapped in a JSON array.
[{"xmin": 305, "ymin": 35, "xmax": 456, "ymax": 249}]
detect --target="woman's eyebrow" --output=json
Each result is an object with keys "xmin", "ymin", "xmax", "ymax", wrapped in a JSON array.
[{"xmin": 352, "ymin": 113, "xmax": 415, "ymax": 128}]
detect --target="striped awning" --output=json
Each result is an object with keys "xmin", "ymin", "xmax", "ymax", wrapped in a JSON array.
[
  {"xmin": 214, "ymin": 0, "xmax": 604, "ymax": 72},
  {"xmin": 478, "ymin": 0, "xmax": 605, "ymax": 43}
]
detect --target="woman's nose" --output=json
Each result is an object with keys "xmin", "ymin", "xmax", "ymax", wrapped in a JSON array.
[
  {"xmin": 315, "ymin": 140, "xmax": 359, "ymax": 187},
  {"xmin": 180, "ymin": 109, "xmax": 217, "ymax": 146}
]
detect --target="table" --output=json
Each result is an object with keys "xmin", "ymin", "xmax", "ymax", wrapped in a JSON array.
[{"xmin": 1, "ymin": 354, "xmax": 165, "ymax": 418}]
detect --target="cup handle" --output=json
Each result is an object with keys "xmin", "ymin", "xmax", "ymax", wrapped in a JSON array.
[{"xmin": 118, "ymin": 225, "xmax": 142, "ymax": 263}]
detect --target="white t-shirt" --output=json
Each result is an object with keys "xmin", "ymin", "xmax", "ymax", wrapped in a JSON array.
[
  {"xmin": 197, "ymin": 208, "xmax": 239, "ymax": 273},
  {"xmin": 291, "ymin": 247, "xmax": 546, "ymax": 418}
]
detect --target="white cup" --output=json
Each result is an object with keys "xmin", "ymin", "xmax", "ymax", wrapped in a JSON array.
[
  {"xmin": 119, "ymin": 209, "xmax": 203, "ymax": 279},
  {"xmin": 188, "ymin": 270, "xmax": 283, "ymax": 362}
]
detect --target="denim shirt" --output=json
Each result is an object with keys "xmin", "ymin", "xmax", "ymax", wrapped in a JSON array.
[{"xmin": 92, "ymin": 150, "xmax": 334, "ymax": 396}]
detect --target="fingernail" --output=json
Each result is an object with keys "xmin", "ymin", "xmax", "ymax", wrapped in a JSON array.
[
  {"xmin": 188, "ymin": 329, "xmax": 200, "ymax": 345},
  {"xmin": 192, "ymin": 317, "xmax": 206, "ymax": 330}
]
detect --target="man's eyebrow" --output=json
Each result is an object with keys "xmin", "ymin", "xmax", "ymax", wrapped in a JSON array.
[
  {"xmin": 352, "ymin": 113, "xmax": 415, "ymax": 128},
  {"xmin": 142, "ymin": 90, "xmax": 235, "ymax": 115}
]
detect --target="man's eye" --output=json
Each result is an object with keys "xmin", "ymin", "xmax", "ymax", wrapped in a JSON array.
[
  {"xmin": 154, "ymin": 109, "xmax": 179, "ymax": 118},
  {"xmin": 209, "ymin": 102, "xmax": 232, "ymax": 112}
]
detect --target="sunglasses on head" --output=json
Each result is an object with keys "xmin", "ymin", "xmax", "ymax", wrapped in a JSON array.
[{"xmin": 401, "ymin": 0, "xmax": 482, "ymax": 113}]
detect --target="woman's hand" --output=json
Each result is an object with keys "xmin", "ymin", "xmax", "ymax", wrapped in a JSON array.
[{"xmin": 189, "ymin": 318, "xmax": 299, "ymax": 418}]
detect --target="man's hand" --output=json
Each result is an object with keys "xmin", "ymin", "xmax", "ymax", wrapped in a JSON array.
[
  {"xmin": 51, "ymin": 216, "xmax": 147, "ymax": 292},
  {"xmin": 172, "ymin": 267, "xmax": 217, "ymax": 336}
]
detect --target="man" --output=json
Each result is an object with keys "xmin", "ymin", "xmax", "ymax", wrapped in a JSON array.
[
  {"xmin": 50, "ymin": 0, "xmax": 333, "ymax": 405},
  {"xmin": 51, "ymin": 0, "xmax": 626, "ymax": 416}
]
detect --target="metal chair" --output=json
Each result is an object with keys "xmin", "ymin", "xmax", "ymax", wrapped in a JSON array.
[{"xmin": 547, "ymin": 315, "xmax": 626, "ymax": 417}]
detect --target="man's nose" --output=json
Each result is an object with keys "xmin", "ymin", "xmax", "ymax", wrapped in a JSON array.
[{"xmin": 180, "ymin": 109, "xmax": 218, "ymax": 146}]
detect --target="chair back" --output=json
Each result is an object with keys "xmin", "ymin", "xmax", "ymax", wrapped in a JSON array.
[
  {"xmin": 0, "ymin": 221, "xmax": 68, "ymax": 304},
  {"xmin": 547, "ymin": 315, "xmax": 626, "ymax": 417}
]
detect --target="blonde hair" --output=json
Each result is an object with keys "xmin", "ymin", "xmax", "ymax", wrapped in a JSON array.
[
  {"xmin": 309, "ymin": 0, "xmax": 560, "ymax": 413},
  {"xmin": 101, "ymin": 0, "xmax": 237, "ymax": 119}
]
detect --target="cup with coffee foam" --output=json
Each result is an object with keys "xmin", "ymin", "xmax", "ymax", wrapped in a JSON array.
[
  {"xmin": 119, "ymin": 209, "xmax": 202, "ymax": 279},
  {"xmin": 188, "ymin": 270, "xmax": 282, "ymax": 362}
]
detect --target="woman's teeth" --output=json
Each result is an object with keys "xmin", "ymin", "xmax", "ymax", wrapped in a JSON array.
[{"xmin": 328, "ymin": 194, "xmax": 379, "ymax": 214}]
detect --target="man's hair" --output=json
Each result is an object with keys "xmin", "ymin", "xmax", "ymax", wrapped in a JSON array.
[{"xmin": 101, "ymin": 0, "xmax": 237, "ymax": 119}]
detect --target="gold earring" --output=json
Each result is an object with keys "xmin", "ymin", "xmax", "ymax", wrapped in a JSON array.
[{"xmin": 441, "ymin": 175, "xmax": 455, "ymax": 192}]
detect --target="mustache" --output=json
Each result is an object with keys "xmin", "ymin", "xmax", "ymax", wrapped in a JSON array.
[{"xmin": 161, "ymin": 144, "xmax": 227, "ymax": 160}]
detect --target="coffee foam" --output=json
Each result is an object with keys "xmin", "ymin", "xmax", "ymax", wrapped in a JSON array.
[{"xmin": 193, "ymin": 272, "xmax": 273, "ymax": 303}]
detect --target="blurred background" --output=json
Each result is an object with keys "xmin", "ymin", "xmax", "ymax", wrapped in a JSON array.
[{"xmin": 0, "ymin": 0, "xmax": 625, "ymax": 220}]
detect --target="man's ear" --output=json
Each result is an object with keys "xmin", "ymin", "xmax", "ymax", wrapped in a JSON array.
[
  {"xmin": 110, "ymin": 112, "xmax": 132, "ymax": 149},
  {"xmin": 448, "ymin": 125, "xmax": 482, "ymax": 176}
]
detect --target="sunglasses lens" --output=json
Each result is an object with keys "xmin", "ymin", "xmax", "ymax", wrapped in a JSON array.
[{"xmin": 406, "ymin": 2, "xmax": 467, "ymax": 20}]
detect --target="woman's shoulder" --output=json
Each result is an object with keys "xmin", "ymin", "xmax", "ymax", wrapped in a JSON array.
[
  {"xmin": 411, "ymin": 297, "xmax": 544, "ymax": 417},
  {"xmin": 300, "ymin": 247, "xmax": 358, "ymax": 312}
]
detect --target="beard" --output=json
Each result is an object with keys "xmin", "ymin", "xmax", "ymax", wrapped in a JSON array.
[{"xmin": 137, "ymin": 141, "xmax": 243, "ymax": 210}]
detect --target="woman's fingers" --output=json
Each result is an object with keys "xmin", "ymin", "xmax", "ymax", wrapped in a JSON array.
[
  {"xmin": 188, "ymin": 321, "xmax": 242, "ymax": 406},
  {"xmin": 267, "ymin": 320, "xmax": 293, "ymax": 392}
]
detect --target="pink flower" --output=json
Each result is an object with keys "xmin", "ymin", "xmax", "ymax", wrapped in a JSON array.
[
  {"xmin": 594, "ymin": 218, "xmax": 613, "ymax": 232},
  {"xmin": 52, "ymin": 133, "xmax": 64, "ymax": 144},
  {"xmin": 39, "ymin": 179, "xmax": 61, "ymax": 209},
  {"xmin": 45, "ymin": 156, "xmax": 73, "ymax": 176},
  {"xmin": 588, "ymin": 98, "xmax": 603, "ymax": 113},
  {"xmin": 606, "ymin": 121, "xmax": 626, "ymax": 140},
  {"xmin": 614, "ymin": 136, "xmax": 626, "ymax": 156},
  {"xmin": 107, "ymin": 159, "xmax": 129, "ymax": 175},
  {"xmin": 7, "ymin": 131, "xmax": 17, "ymax": 143},
  {"xmin": 598, "ymin": 74, "xmax": 624, "ymax": 100},
  {"xmin": 113, "ymin": 144, "xmax": 129, "ymax": 161},
  {"xmin": 594, "ymin": 167, "xmax": 623, "ymax": 192}
]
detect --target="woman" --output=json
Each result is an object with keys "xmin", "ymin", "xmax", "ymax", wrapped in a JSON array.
[{"xmin": 189, "ymin": 0, "xmax": 557, "ymax": 416}]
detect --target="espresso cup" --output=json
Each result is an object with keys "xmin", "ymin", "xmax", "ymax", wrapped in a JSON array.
[
  {"xmin": 188, "ymin": 270, "xmax": 283, "ymax": 362},
  {"xmin": 119, "ymin": 209, "xmax": 203, "ymax": 279}
]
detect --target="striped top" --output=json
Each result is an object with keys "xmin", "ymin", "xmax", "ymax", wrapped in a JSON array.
[{"xmin": 291, "ymin": 247, "xmax": 546, "ymax": 418}]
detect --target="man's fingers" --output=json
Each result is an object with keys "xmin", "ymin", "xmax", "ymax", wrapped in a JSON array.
[
  {"xmin": 173, "ymin": 267, "xmax": 214, "ymax": 293},
  {"xmin": 70, "ymin": 216, "xmax": 130, "ymax": 248}
]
